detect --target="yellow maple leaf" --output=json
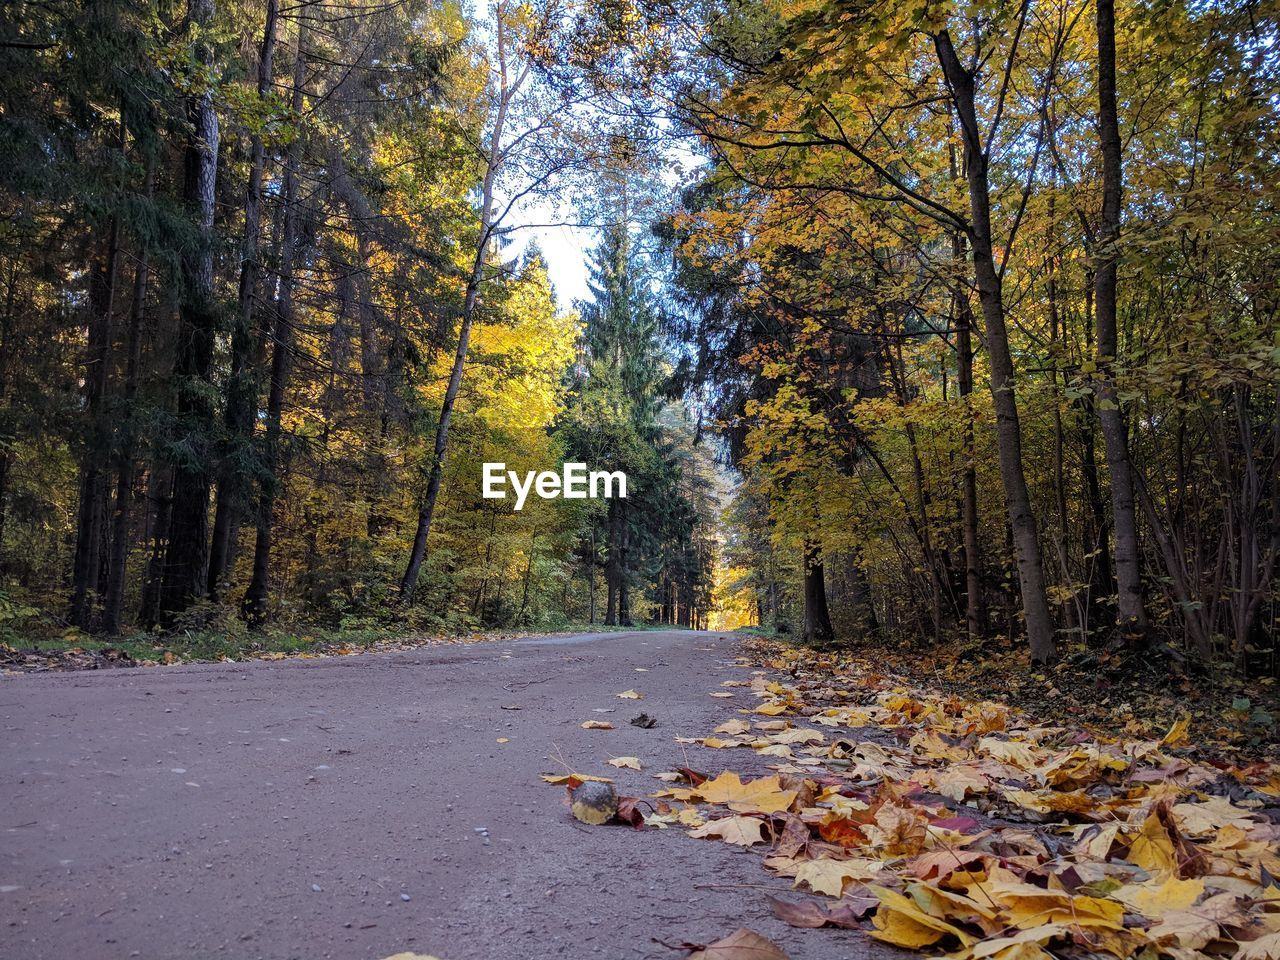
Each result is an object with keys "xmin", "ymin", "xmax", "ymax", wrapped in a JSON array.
[
  {"xmin": 696, "ymin": 771, "xmax": 798, "ymax": 814},
  {"xmin": 687, "ymin": 816, "xmax": 766, "ymax": 846},
  {"xmin": 869, "ymin": 885, "xmax": 975, "ymax": 948},
  {"xmin": 792, "ymin": 857, "xmax": 883, "ymax": 896},
  {"xmin": 1113, "ymin": 876, "xmax": 1204, "ymax": 918},
  {"xmin": 950, "ymin": 924, "xmax": 1073, "ymax": 960},
  {"xmin": 756, "ymin": 702, "xmax": 789, "ymax": 716},
  {"xmin": 1160, "ymin": 715, "xmax": 1192, "ymax": 747},
  {"xmin": 965, "ymin": 868, "xmax": 1126, "ymax": 930},
  {"xmin": 933, "ymin": 766, "xmax": 989, "ymax": 802},
  {"xmin": 1126, "ymin": 808, "xmax": 1179, "ymax": 875}
]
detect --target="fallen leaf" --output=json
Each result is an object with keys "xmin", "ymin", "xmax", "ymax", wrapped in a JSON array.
[
  {"xmin": 1113, "ymin": 875, "xmax": 1205, "ymax": 917},
  {"xmin": 696, "ymin": 771, "xmax": 798, "ymax": 814},
  {"xmin": 1161, "ymin": 715, "xmax": 1192, "ymax": 747},
  {"xmin": 1237, "ymin": 933, "xmax": 1280, "ymax": 960},
  {"xmin": 617, "ymin": 689, "xmax": 643, "ymax": 700},
  {"xmin": 933, "ymin": 766, "xmax": 988, "ymax": 802},
  {"xmin": 1147, "ymin": 910, "xmax": 1219, "ymax": 951},
  {"xmin": 581, "ymin": 720, "xmax": 614, "ymax": 730},
  {"xmin": 792, "ymin": 857, "xmax": 883, "ymax": 897},
  {"xmin": 540, "ymin": 773, "xmax": 611, "ymax": 784},
  {"xmin": 755, "ymin": 702, "xmax": 789, "ymax": 716},
  {"xmin": 685, "ymin": 928, "xmax": 789, "ymax": 960},
  {"xmin": 607, "ymin": 756, "xmax": 642, "ymax": 770},
  {"xmin": 688, "ymin": 816, "xmax": 766, "ymax": 846},
  {"xmin": 765, "ymin": 894, "xmax": 865, "ymax": 929},
  {"xmin": 868, "ymin": 885, "xmax": 974, "ymax": 948}
]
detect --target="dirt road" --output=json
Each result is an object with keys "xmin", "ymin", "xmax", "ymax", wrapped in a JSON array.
[{"xmin": 1, "ymin": 630, "xmax": 877, "ymax": 960}]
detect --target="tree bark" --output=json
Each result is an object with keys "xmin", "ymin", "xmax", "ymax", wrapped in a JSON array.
[
  {"xmin": 935, "ymin": 30, "xmax": 1056, "ymax": 663},
  {"xmin": 617, "ymin": 501, "xmax": 631, "ymax": 626},
  {"xmin": 398, "ymin": 52, "xmax": 518, "ymax": 603},
  {"xmin": 604, "ymin": 500, "xmax": 620, "ymax": 625},
  {"xmin": 954, "ymin": 256, "xmax": 986, "ymax": 641},
  {"xmin": 102, "ymin": 162, "xmax": 154, "ymax": 635},
  {"xmin": 159, "ymin": 0, "xmax": 221, "ymax": 623},
  {"xmin": 243, "ymin": 24, "xmax": 307, "ymax": 626},
  {"xmin": 802, "ymin": 542, "xmax": 834, "ymax": 644},
  {"xmin": 1093, "ymin": 0, "xmax": 1147, "ymax": 636},
  {"xmin": 209, "ymin": 0, "xmax": 279, "ymax": 597},
  {"xmin": 71, "ymin": 221, "xmax": 121, "ymax": 629}
]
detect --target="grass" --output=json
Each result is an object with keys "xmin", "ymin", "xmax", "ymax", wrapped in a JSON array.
[{"xmin": 7, "ymin": 618, "xmax": 695, "ymax": 669}]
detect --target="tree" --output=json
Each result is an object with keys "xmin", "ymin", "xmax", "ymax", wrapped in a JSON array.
[
  {"xmin": 158, "ymin": 0, "xmax": 223, "ymax": 623},
  {"xmin": 1091, "ymin": 0, "xmax": 1146, "ymax": 637},
  {"xmin": 401, "ymin": 0, "xmax": 588, "ymax": 602}
]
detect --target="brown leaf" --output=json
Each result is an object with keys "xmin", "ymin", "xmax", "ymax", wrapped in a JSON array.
[
  {"xmin": 615, "ymin": 796, "xmax": 648, "ymax": 829},
  {"xmin": 765, "ymin": 894, "xmax": 863, "ymax": 930},
  {"xmin": 773, "ymin": 813, "xmax": 811, "ymax": 858},
  {"xmin": 684, "ymin": 928, "xmax": 790, "ymax": 960}
]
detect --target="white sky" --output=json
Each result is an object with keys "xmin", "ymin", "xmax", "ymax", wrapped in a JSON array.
[{"xmin": 521, "ymin": 218, "xmax": 593, "ymax": 309}]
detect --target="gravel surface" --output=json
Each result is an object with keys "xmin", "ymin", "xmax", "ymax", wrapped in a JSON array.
[{"xmin": 1, "ymin": 629, "xmax": 885, "ymax": 960}]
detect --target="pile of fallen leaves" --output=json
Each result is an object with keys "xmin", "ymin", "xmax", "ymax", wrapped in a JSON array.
[
  {"xmin": 556, "ymin": 653, "xmax": 1280, "ymax": 960},
  {"xmin": 774, "ymin": 637, "xmax": 1279, "ymax": 757},
  {"xmin": 1, "ymin": 629, "xmax": 547, "ymax": 674},
  {"xmin": 0, "ymin": 643, "xmax": 138, "ymax": 672}
]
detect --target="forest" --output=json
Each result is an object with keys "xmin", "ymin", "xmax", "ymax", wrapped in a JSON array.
[{"xmin": 1, "ymin": 0, "xmax": 1277, "ymax": 677}]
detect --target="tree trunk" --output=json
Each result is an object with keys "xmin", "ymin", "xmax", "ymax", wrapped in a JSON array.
[
  {"xmin": 802, "ymin": 542, "xmax": 834, "ymax": 644},
  {"xmin": 587, "ymin": 520, "xmax": 597, "ymax": 623},
  {"xmin": 604, "ymin": 500, "xmax": 619, "ymax": 625},
  {"xmin": 399, "ymin": 34, "xmax": 520, "ymax": 603},
  {"xmin": 618, "ymin": 502, "xmax": 631, "ymax": 626},
  {"xmin": 71, "ymin": 221, "xmax": 121, "ymax": 629},
  {"xmin": 243, "ymin": 24, "xmax": 306, "ymax": 627},
  {"xmin": 139, "ymin": 465, "xmax": 173, "ymax": 627},
  {"xmin": 955, "ymin": 272, "xmax": 986, "ymax": 641},
  {"xmin": 209, "ymin": 0, "xmax": 279, "ymax": 598},
  {"xmin": 935, "ymin": 31, "xmax": 1056, "ymax": 663},
  {"xmin": 1093, "ymin": 0, "xmax": 1147, "ymax": 637},
  {"xmin": 399, "ymin": 226, "xmax": 489, "ymax": 603},
  {"xmin": 102, "ymin": 169, "xmax": 153, "ymax": 634},
  {"xmin": 159, "ymin": 0, "xmax": 221, "ymax": 623}
]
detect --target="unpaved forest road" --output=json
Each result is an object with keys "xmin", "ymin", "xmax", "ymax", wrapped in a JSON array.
[{"xmin": 2, "ymin": 630, "xmax": 880, "ymax": 960}]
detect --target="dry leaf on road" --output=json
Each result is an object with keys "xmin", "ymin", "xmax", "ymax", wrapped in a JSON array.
[
  {"xmin": 683, "ymin": 928, "xmax": 790, "ymax": 959},
  {"xmin": 765, "ymin": 894, "xmax": 869, "ymax": 929},
  {"xmin": 688, "ymin": 815, "xmax": 766, "ymax": 846}
]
